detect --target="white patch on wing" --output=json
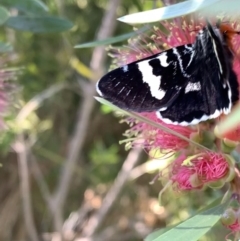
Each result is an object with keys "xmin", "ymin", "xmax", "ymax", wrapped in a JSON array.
[
  {"xmin": 209, "ymin": 32, "xmax": 223, "ymax": 74},
  {"xmin": 185, "ymin": 45, "xmax": 193, "ymax": 51},
  {"xmin": 156, "ymin": 109, "xmax": 221, "ymax": 126},
  {"xmin": 223, "ymin": 81, "xmax": 232, "ymax": 114},
  {"xmin": 157, "ymin": 52, "xmax": 169, "ymax": 67},
  {"xmin": 137, "ymin": 61, "xmax": 166, "ymax": 100},
  {"xmin": 96, "ymin": 80, "xmax": 103, "ymax": 96},
  {"xmin": 159, "ymin": 107, "xmax": 167, "ymax": 111},
  {"xmin": 173, "ymin": 48, "xmax": 190, "ymax": 78},
  {"xmin": 126, "ymin": 89, "xmax": 132, "ymax": 96},
  {"xmin": 185, "ymin": 82, "xmax": 201, "ymax": 93},
  {"xmin": 118, "ymin": 86, "xmax": 125, "ymax": 94},
  {"xmin": 122, "ymin": 65, "xmax": 129, "ymax": 72},
  {"xmin": 186, "ymin": 50, "xmax": 195, "ymax": 68}
]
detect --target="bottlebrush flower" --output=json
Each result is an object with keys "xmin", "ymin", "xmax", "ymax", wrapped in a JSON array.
[
  {"xmin": 216, "ymin": 124, "xmax": 240, "ymax": 142},
  {"xmin": 170, "ymin": 152, "xmax": 235, "ymax": 191},
  {"xmin": 108, "ymin": 16, "xmax": 240, "ymax": 197},
  {"xmin": 123, "ymin": 112, "xmax": 195, "ymax": 152},
  {"xmin": 214, "ymin": 117, "xmax": 240, "ymax": 153},
  {"xmin": 170, "ymin": 154, "xmax": 204, "ymax": 191},
  {"xmin": 110, "ymin": 17, "xmax": 240, "ymax": 155},
  {"xmin": 109, "ymin": 18, "xmax": 204, "ymax": 68},
  {"xmin": 114, "ymin": 18, "xmax": 206, "ymax": 152},
  {"xmin": 225, "ymin": 128, "xmax": 240, "ymax": 142}
]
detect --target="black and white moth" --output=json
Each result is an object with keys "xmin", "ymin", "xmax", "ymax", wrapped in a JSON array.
[{"xmin": 96, "ymin": 22, "xmax": 239, "ymax": 126}]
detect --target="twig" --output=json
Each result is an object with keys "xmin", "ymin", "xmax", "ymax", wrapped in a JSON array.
[
  {"xmin": 52, "ymin": 86, "xmax": 97, "ymax": 231},
  {"xmin": 96, "ymin": 217, "xmax": 151, "ymax": 241},
  {"xmin": 16, "ymin": 83, "xmax": 66, "ymax": 122},
  {"xmin": 0, "ymin": 189, "xmax": 20, "ymax": 240},
  {"xmin": 73, "ymin": 201, "xmax": 93, "ymax": 233},
  {"xmin": 30, "ymin": 152, "xmax": 53, "ymax": 211},
  {"xmin": 51, "ymin": 0, "xmax": 122, "ymax": 232},
  {"xmin": 82, "ymin": 147, "xmax": 142, "ymax": 236},
  {"xmin": 14, "ymin": 134, "xmax": 39, "ymax": 241}
]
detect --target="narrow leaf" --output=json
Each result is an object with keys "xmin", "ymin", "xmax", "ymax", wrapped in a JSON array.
[
  {"xmin": 69, "ymin": 57, "xmax": 93, "ymax": 79},
  {"xmin": 216, "ymin": 103, "xmax": 240, "ymax": 136},
  {"xmin": 0, "ymin": 41, "xmax": 13, "ymax": 52},
  {"xmin": 117, "ymin": 0, "xmax": 221, "ymax": 24},
  {"xmin": 5, "ymin": 16, "xmax": 73, "ymax": 33},
  {"xmin": 145, "ymin": 228, "xmax": 170, "ymax": 241},
  {"xmin": 1, "ymin": 0, "xmax": 48, "ymax": 14},
  {"xmin": 95, "ymin": 97, "xmax": 210, "ymax": 151},
  {"xmin": 145, "ymin": 202, "xmax": 226, "ymax": 241},
  {"xmin": 203, "ymin": 0, "xmax": 240, "ymax": 16},
  {"xmin": 75, "ymin": 26, "xmax": 149, "ymax": 48},
  {"xmin": 0, "ymin": 6, "xmax": 9, "ymax": 25},
  {"xmin": 145, "ymin": 198, "xmax": 223, "ymax": 241}
]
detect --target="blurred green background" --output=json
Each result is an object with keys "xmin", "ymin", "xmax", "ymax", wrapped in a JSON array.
[{"xmin": 0, "ymin": 0, "xmax": 229, "ymax": 240}]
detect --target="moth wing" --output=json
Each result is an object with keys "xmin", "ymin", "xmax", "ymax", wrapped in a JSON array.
[
  {"xmin": 96, "ymin": 45, "xmax": 193, "ymax": 112},
  {"xmin": 157, "ymin": 49, "xmax": 239, "ymax": 125}
]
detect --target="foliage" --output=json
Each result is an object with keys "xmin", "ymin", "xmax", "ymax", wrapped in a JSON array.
[
  {"xmin": 0, "ymin": 0, "xmax": 240, "ymax": 241},
  {"xmin": 0, "ymin": 0, "xmax": 73, "ymax": 53}
]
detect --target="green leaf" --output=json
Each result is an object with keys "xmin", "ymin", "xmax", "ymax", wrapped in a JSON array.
[
  {"xmin": 145, "ymin": 198, "xmax": 224, "ymax": 241},
  {"xmin": 74, "ymin": 26, "xmax": 149, "ymax": 48},
  {"xmin": 203, "ymin": 0, "xmax": 240, "ymax": 16},
  {"xmin": 145, "ymin": 228, "xmax": 170, "ymax": 241},
  {"xmin": 117, "ymin": 0, "xmax": 221, "ymax": 24},
  {"xmin": 1, "ymin": 0, "xmax": 48, "ymax": 15},
  {"xmin": 0, "ymin": 41, "xmax": 13, "ymax": 52},
  {"xmin": 145, "ymin": 202, "xmax": 227, "ymax": 241},
  {"xmin": 216, "ymin": 103, "xmax": 240, "ymax": 136},
  {"xmin": 5, "ymin": 16, "xmax": 73, "ymax": 33},
  {"xmin": 0, "ymin": 6, "xmax": 9, "ymax": 25}
]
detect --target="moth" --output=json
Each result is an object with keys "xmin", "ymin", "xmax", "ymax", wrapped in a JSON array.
[{"xmin": 96, "ymin": 21, "xmax": 240, "ymax": 126}]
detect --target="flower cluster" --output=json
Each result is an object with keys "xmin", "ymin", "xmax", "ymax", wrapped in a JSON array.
[
  {"xmin": 108, "ymin": 16, "xmax": 240, "ymax": 237},
  {"xmin": 114, "ymin": 17, "xmax": 240, "ymax": 181},
  {"xmin": 123, "ymin": 112, "xmax": 195, "ymax": 151}
]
